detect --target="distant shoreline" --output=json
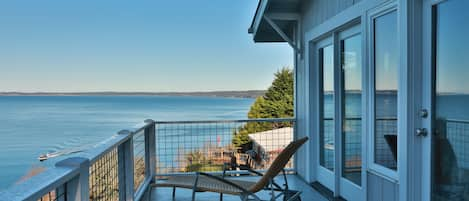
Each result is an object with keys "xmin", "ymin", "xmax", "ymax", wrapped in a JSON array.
[{"xmin": 0, "ymin": 90, "xmax": 266, "ymax": 99}]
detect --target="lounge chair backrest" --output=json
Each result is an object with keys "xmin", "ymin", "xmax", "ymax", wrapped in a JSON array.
[{"xmin": 248, "ymin": 136, "xmax": 309, "ymax": 193}]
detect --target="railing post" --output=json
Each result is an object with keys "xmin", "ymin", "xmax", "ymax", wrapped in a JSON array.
[
  {"xmin": 55, "ymin": 157, "xmax": 90, "ymax": 201},
  {"xmin": 293, "ymin": 119, "xmax": 298, "ymax": 172},
  {"xmin": 118, "ymin": 130, "xmax": 134, "ymax": 201},
  {"xmin": 144, "ymin": 119, "xmax": 156, "ymax": 179},
  {"xmin": 56, "ymin": 184, "xmax": 66, "ymax": 201}
]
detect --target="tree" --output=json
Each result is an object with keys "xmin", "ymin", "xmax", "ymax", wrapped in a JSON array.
[{"xmin": 233, "ymin": 68, "xmax": 294, "ymax": 149}]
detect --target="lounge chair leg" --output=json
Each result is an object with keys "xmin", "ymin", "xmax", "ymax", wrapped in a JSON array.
[
  {"xmin": 219, "ymin": 193, "xmax": 223, "ymax": 201},
  {"xmin": 192, "ymin": 173, "xmax": 200, "ymax": 201},
  {"xmin": 172, "ymin": 187, "xmax": 176, "ymax": 200},
  {"xmin": 245, "ymin": 194, "xmax": 262, "ymax": 201},
  {"xmin": 270, "ymin": 179, "xmax": 276, "ymax": 201}
]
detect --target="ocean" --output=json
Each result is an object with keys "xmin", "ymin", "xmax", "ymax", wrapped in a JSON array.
[{"xmin": 0, "ymin": 96, "xmax": 254, "ymax": 190}]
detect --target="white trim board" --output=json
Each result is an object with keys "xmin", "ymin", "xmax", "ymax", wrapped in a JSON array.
[{"xmin": 304, "ymin": 0, "xmax": 392, "ymax": 42}]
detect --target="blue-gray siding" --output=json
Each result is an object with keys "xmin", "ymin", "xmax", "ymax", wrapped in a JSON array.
[{"xmin": 367, "ymin": 172, "xmax": 399, "ymax": 201}]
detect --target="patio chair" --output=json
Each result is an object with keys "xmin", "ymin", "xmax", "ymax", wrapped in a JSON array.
[{"xmin": 152, "ymin": 136, "xmax": 309, "ymax": 201}]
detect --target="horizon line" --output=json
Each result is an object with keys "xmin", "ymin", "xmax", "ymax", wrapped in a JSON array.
[{"xmin": 0, "ymin": 89, "xmax": 266, "ymax": 94}]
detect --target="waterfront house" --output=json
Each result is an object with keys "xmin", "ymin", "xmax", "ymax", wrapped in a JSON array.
[
  {"xmin": 1, "ymin": 0, "xmax": 468, "ymax": 201},
  {"xmin": 249, "ymin": 0, "xmax": 469, "ymax": 200}
]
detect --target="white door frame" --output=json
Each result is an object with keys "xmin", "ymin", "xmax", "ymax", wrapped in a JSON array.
[
  {"xmin": 311, "ymin": 24, "xmax": 364, "ymax": 200},
  {"xmin": 366, "ymin": 2, "xmax": 400, "ymax": 180},
  {"xmin": 313, "ymin": 36, "xmax": 336, "ymax": 191}
]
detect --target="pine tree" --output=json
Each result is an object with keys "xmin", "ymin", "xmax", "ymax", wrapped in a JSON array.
[{"xmin": 233, "ymin": 68, "xmax": 294, "ymax": 149}]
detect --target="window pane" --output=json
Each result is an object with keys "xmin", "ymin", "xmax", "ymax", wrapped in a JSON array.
[
  {"xmin": 374, "ymin": 11, "xmax": 398, "ymax": 170},
  {"xmin": 320, "ymin": 45, "xmax": 335, "ymax": 171},
  {"xmin": 432, "ymin": 0, "xmax": 469, "ymax": 200},
  {"xmin": 342, "ymin": 34, "xmax": 362, "ymax": 185}
]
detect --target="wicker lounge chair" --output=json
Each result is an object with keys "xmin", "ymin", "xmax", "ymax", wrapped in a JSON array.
[{"xmin": 152, "ymin": 136, "xmax": 309, "ymax": 201}]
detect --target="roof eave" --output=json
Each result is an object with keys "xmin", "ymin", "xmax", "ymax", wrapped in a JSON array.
[
  {"xmin": 248, "ymin": 0, "xmax": 269, "ymax": 38},
  {"xmin": 248, "ymin": 0, "xmax": 302, "ymax": 44}
]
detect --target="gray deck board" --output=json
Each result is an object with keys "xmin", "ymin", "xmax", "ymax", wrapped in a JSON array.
[{"xmin": 149, "ymin": 175, "xmax": 327, "ymax": 201}]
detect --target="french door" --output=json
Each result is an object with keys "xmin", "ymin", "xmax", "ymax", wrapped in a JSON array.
[
  {"xmin": 338, "ymin": 26, "xmax": 363, "ymax": 200},
  {"xmin": 316, "ymin": 36, "xmax": 335, "ymax": 191},
  {"xmin": 314, "ymin": 25, "xmax": 363, "ymax": 201},
  {"xmin": 422, "ymin": 0, "xmax": 469, "ymax": 200}
]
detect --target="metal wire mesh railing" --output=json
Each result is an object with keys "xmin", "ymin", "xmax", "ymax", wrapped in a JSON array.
[
  {"xmin": 432, "ymin": 118, "xmax": 469, "ymax": 199},
  {"xmin": 321, "ymin": 118, "xmax": 334, "ymax": 171},
  {"xmin": 1, "ymin": 120, "xmax": 154, "ymax": 201},
  {"xmin": 343, "ymin": 118, "xmax": 362, "ymax": 172},
  {"xmin": 89, "ymin": 147, "xmax": 119, "ymax": 201},
  {"xmin": 375, "ymin": 118, "xmax": 398, "ymax": 169},
  {"xmin": 133, "ymin": 130, "xmax": 146, "ymax": 191},
  {"xmin": 37, "ymin": 189, "xmax": 66, "ymax": 201},
  {"xmin": 445, "ymin": 119, "xmax": 469, "ymax": 169},
  {"xmin": 154, "ymin": 118, "xmax": 295, "ymax": 175},
  {"xmin": 321, "ymin": 117, "xmax": 397, "ymax": 172}
]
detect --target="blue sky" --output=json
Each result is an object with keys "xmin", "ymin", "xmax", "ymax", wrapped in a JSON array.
[{"xmin": 0, "ymin": 0, "xmax": 292, "ymax": 92}]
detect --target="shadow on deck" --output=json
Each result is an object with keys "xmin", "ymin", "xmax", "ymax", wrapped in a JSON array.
[{"xmin": 149, "ymin": 174, "xmax": 328, "ymax": 201}]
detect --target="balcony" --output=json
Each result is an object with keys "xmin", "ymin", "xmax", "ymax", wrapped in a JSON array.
[{"xmin": 0, "ymin": 118, "xmax": 326, "ymax": 201}]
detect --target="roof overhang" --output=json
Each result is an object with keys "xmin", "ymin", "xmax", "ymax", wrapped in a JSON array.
[{"xmin": 248, "ymin": 0, "xmax": 301, "ymax": 51}]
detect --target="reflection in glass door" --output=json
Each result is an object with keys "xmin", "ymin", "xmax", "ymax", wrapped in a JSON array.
[
  {"xmin": 341, "ymin": 34, "xmax": 362, "ymax": 186},
  {"xmin": 316, "ymin": 38, "xmax": 336, "ymax": 191},
  {"xmin": 432, "ymin": 0, "xmax": 469, "ymax": 200},
  {"xmin": 320, "ymin": 45, "xmax": 335, "ymax": 171},
  {"xmin": 373, "ymin": 10, "xmax": 399, "ymax": 171}
]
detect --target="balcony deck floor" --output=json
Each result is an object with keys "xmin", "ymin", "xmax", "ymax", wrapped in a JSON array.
[{"xmin": 149, "ymin": 174, "xmax": 327, "ymax": 201}]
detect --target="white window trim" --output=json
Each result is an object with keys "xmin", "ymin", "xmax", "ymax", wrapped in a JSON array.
[{"xmin": 366, "ymin": 1, "xmax": 400, "ymax": 181}]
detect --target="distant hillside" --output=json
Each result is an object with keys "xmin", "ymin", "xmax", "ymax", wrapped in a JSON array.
[{"xmin": 0, "ymin": 90, "xmax": 266, "ymax": 99}]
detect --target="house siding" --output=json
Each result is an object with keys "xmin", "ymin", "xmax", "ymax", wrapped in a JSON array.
[
  {"xmin": 294, "ymin": 0, "xmax": 402, "ymax": 200},
  {"xmin": 367, "ymin": 172, "xmax": 399, "ymax": 201},
  {"xmin": 295, "ymin": 54, "xmax": 311, "ymax": 182},
  {"xmin": 301, "ymin": 0, "xmax": 361, "ymax": 32}
]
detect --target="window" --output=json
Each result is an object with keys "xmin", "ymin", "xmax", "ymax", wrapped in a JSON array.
[{"xmin": 373, "ymin": 10, "xmax": 398, "ymax": 170}]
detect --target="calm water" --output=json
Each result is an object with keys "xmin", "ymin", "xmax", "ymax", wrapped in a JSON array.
[{"xmin": 0, "ymin": 96, "xmax": 254, "ymax": 190}]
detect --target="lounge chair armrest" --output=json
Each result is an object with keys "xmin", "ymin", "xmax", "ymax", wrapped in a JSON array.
[
  {"xmin": 282, "ymin": 169, "xmax": 289, "ymax": 189},
  {"xmin": 195, "ymin": 172, "xmax": 251, "ymax": 194}
]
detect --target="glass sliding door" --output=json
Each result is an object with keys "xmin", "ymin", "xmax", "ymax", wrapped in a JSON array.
[
  {"xmin": 431, "ymin": 0, "xmax": 469, "ymax": 200},
  {"xmin": 341, "ymin": 33, "xmax": 362, "ymax": 186}
]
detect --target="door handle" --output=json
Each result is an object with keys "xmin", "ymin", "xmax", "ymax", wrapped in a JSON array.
[
  {"xmin": 416, "ymin": 128, "xmax": 428, "ymax": 137},
  {"xmin": 420, "ymin": 109, "xmax": 428, "ymax": 118}
]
